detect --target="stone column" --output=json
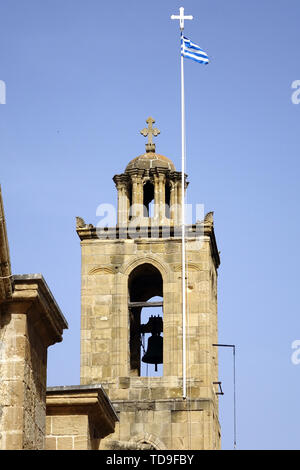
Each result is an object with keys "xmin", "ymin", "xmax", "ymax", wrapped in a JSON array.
[
  {"xmin": 114, "ymin": 176, "xmax": 129, "ymax": 227},
  {"xmin": 175, "ymin": 173, "xmax": 188, "ymax": 226},
  {"xmin": 126, "ymin": 186, "xmax": 130, "ymax": 220},
  {"xmin": 116, "ymin": 183, "xmax": 122, "ymax": 226},
  {"xmin": 153, "ymin": 174, "xmax": 160, "ymax": 223},
  {"xmin": 177, "ymin": 179, "xmax": 182, "ymax": 225},
  {"xmin": 130, "ymin": 173, "xmax": 143, "ymax": 219},
  {"xmin": 119, "ymin": 185, "xmax": 128, "ymax": 227},
  {"xmin": 170, "ymin": 180, "xmax": 176, "ymax": 224},
  {"xmin": 158, "ymin": 173, "xmax": 166, "ymax": 225}
]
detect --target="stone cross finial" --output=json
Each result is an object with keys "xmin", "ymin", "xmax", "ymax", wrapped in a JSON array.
[{"xmin": 140, "ymin": 117, "xmax": 160, "ymax": 153}]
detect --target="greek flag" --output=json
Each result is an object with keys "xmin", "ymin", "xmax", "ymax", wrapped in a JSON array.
[{"xmin": 181, "ymin": 35, "xmax": 209, "ymax": 64}]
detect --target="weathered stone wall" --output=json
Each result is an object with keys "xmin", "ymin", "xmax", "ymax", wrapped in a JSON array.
[
  {"xmin": 45, "ymin": 385, "xmax": 118, "ymax": 450},
  {"xmin": 80, "ymin": 237, "xmax": 218, "ymax": 380},
  {"xmin": 46, "ymin": 414, "xmax": 91, "ymax": 450},
  {"xmin": 100, "ymin": 378, "xmax": 220, "ymax": 450},
  {"xmin": 0, "ymin": 306, "xmax": 47, "ymax": 449},
  {"xmin": 0, "ymin": 276, "xmax": 68, "ymax": 450},
  {"xmin": 79, "ymin": 226, "xmax": 220, "ymax": 450}
]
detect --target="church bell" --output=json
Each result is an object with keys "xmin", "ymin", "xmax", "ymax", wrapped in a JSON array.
[
  {"xmin": 141, "ymin": 315, "xmax": 163, "ymax": 371},
  {"xmin": 142, "ymin": 333, "xmax": 163, "ymax": 371}
]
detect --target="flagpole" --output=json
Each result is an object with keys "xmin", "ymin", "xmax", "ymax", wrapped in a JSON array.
[
  {"xmin": 180, "ymin": 34, "xmax": 187, "ymax": 400},
  {"xmin": 171, "ymin": 6, "xmax": 193, "ymax": 400}
]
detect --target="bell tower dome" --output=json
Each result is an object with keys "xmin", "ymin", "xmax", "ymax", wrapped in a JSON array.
[{"xmin": 113, "ymin": 117, "xmax": 186, "ymax": 227}]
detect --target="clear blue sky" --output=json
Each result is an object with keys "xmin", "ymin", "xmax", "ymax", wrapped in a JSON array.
[{"xmin": 1, "ymin": 0, "xmax": 300, "ymax": 450}]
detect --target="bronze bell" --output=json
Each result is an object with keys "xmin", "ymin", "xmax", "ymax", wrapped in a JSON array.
[{"xmin": 142, "ymin": 333, "xmax": 163, "ymax": 371}]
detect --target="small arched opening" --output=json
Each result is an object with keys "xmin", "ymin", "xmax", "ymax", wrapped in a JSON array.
[
  {"xmin": 165, "ymin": 181, "xmax": 171, "ymax": 218},
  {"xmin": 143, "ymin": 181, "xmax": 154, "ymax": 217}
]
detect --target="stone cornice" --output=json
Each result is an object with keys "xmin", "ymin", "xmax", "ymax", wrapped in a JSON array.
[
  {"xmin": 76, "ymin": 220, "xmax": 220, "ymax": 269},
  {"xmin": 46, "ymin": 384, "xmax": 118, "ymax": 438},
  {"xmin": 112, "ymin": 174, "xmax": 130, "ymax": 188},
  {"xmin": 6, "ymin": 274, "xmax": 68, "ymax": 347},
  {"xmin": 113, "ymin": 169, "xmax": 188, "ymax": 182}
]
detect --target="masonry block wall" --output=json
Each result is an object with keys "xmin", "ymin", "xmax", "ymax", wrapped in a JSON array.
[
  {"xmin": 78, "ymin": 219, "xmax": 220, "ymax": 450},
  {"xmin": 45, "ymin": 385, "xmax": 119, "ymax": 450},
  {"xmin": 0, "ymin": 276, "xmax": 68, "ymax": 450},
  {"xmin": 0, "ymin": 309, "xmax": 47, "ymax": 449},
  {"xmin": 77, "ymin": 137, "xmax": 221, "ymax": 450}
]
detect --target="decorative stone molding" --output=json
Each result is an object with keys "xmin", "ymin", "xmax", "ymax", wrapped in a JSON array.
[
  {"xmin": 130, "ymin": 432, "xmax": 166, "ymax": 450},
  {"xmin": 173, "ymin": 263, "xmax": 201, "ymax": 272},
  {"xmin": 204, "ymin": 211, "xmax": 214, "ymax": 225},
  {"xmin": 121, "ymin": 255, "xmax": 169, "ymax": 280},
  {"xmin": 104, "ymin": 432, "xmax": 165, "ymax": 450},
  {"xmin": 76, "ymin": 216, "xmax": 94, "ymax": 230},
  {"xmin": 88, "ymin": 266, "xmax": 117, "ymax": 275},
  {"xmin": 76, "ymin": 216, "xmax": 86, "ymax": 228}
]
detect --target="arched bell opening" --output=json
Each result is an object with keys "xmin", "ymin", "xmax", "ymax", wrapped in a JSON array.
[
  {"xmin": 165, "ymin": 181, "xmax": 171, "ymax": 219},
  {"xmin": 143, "ymin": 181, "xmax": 154, "ymax": 217},
  {"xmin": 140, "ymin": 295, "xmax": 163, "ymax": 377},
  {"xmin": 128, "ymin": 263, "xmax": 163, "ymax": 377}
]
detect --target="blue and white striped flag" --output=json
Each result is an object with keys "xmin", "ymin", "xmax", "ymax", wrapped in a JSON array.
[{"xmin": 181, "ymin": 35, "xmax": 209, "ymax": 64}]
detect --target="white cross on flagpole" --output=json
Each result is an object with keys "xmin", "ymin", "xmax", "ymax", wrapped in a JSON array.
[
  {"xmin": 171, "ymin": 7, "xmax": 193, "ymax": 400},
  {"xmin": 171, "ymin": 6, "xmax": 193, "ymax": 31}
]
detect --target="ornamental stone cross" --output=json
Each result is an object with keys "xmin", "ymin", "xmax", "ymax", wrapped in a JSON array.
[{"xmin": 140, "ymin": 117, "xmax": 160, "ymax": 153}]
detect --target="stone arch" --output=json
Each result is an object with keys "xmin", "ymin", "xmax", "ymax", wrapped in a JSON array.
[
  {"xmin": 130, "ymin": 432, "xmax": 166, "ymax": 450},
  {"xmin": 121, "ymin": 255, "xmax": 170, "ymax": 283},
  {"xmin": 88, "ymin": 266, "xmax": 116, "ymax": 275},
  {"xmin": 128, "ymin": 263, "xmax": 163, "ymax": 302},
  {"xmin": 173, "ymin": 262, "xmax": 201, "ymax": 272}
]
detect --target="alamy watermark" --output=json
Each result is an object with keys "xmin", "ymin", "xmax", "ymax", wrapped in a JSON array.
[
  {"xmin": 95, "ymin": 202, "xmax": 205, "ymax": 241},
  {"xmin": 0, "ymin": 80, "xmax": 6, "ymax": 104},
  {"xmin": 291, "ymin": 80, "xmax": 300, "ymax": 104},
  {"xmin": 291, "ymin": 340, "xmax": 300, "ymax": 365}
]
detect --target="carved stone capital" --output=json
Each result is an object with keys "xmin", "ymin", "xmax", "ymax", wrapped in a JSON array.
[{"xmin": 113, "ymin": 174, "xmax": 129, "ymax": 189}]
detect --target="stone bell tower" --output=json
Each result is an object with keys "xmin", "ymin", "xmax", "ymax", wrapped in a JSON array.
[{"xmin": 76, "ymin": 117, "xmax": 221, "ymax": 450}]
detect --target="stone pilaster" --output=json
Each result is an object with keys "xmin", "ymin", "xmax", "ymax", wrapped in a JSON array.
[
  {"xmin": 169, "ymin": 181, "xmax": 176, "ymax": 224},
  {"xmin": 114, "ymin": 176, "xmax": 129, "ymax": 227},
  {"xmin": 158, "ymin": 173, "xmax": 166, "ymax": 224},
  {"xmin": 153, "ymin": 174, "xmax": 160, "ymax": 223}
]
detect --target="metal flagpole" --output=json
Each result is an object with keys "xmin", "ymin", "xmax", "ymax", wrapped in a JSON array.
[
  {"xmin": 181, "ymin": 39, "xmax": 186, "ymax": 399},
  {"xmin": 171, "ymin": 7, "xmax": 193, "ymax": 400}
]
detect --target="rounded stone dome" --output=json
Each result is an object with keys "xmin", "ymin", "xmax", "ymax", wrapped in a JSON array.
[{"xmin": 125, "ymin": 152, "xmax": 176, "ymax": 172}]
